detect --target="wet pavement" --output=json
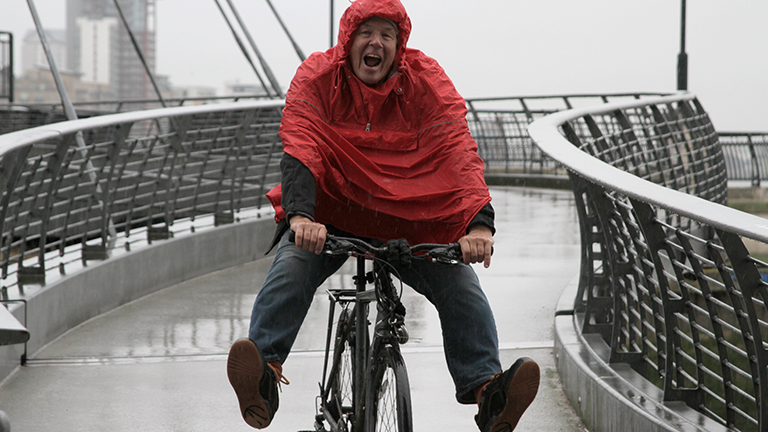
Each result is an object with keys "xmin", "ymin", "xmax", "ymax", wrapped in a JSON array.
[{"xmin": 0, "ymin": 187, "xmax": 587, "ymax": 431}]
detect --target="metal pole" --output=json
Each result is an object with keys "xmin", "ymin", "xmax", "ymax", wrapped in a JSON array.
[
  {"xmin": 330, "ymin": 0, "xmax": 335, "ymax": 49},
  {"xmin": 225, "ymin": 0, "xmax": 284, "ymax": 98},
  {"xmin": 677, "ymin": 0, "xmax": 688, "ymax": 91},
  {"xmin": 213, "ymin": 0, "xmax": 274, "ymax": 98},
  {"xmin": 27, "ymin": 0, "xmax": 79, "ymax": 122},
  {"xmin": 25, "ymin": 0, "xmax": 117, "ymax": 239},
  {"xmin": 264, "ymin": 0, "xmax": 305, "ymax": 62},
  {"xmin": 0, "ymin": 32, "xmax": 14, "ymax": 102},
  {"xmin": 8, "ymin": 33, "xmax": 12, "ymax": 103},
  {"xmin": 112, "ymin": 0, "xmax": 167, "ymax": 107}
]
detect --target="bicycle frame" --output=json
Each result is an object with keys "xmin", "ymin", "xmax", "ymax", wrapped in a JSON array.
[
  {"xmin": 309, "ymin": 235, "xmax": 461, "ymax": 432},
  {"xmin": 318, "ymin": 254, "xmax": 400, "ymax": 432}
]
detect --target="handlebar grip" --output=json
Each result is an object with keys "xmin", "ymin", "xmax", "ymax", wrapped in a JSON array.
[{"xmin": 288, "ymin": 231, "xmax": 296, "ymax": 243}]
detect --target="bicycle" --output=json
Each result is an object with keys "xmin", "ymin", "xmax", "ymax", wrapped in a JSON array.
[{"xmin": 298, "ymin": 234, "xmax": 463, "ymax": 432}]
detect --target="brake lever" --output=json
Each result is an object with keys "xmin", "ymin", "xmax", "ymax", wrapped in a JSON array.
[
  {"xmin": 323, "ymin": 236, "xmax": 354, "ymax": 256},
  {"xmin": 422, "ymin": 244, "xmax": 462, "ymax": 264}
]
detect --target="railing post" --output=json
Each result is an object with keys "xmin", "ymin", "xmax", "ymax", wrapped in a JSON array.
[
  {"xmin": 575, "ymin": 181, "xmax": 616, "ymax": 344},
  {"xmin": 631, "ymin": 198, "xmax": 705, "ymax": 409},
  {"xmin": 747, "ymin": 134, "xmax": 761, "ymax": 187},
  {"xmin": 717, "ymin": 229, "xmax": 768, "ymax": 431},
  {"xmin": 38, "ymin": 133, "xmax": 77, "ymax": 267},
  {"xmin": 0, "ymin": 147, "xmax": 33, "ymax": 281},
  {"xmin": 675, "ymin": 231, "xmax": 738, "ymax": 427}
]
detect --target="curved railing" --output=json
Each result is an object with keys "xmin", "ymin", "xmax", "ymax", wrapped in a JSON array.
[
  {"xmin": 466, "ymin": 95, "xmax": 768, "ymax": 189},
  {"xmin": 720, "ymin": 132, "xmax": 768, "ymax": 187},
  {"xmin": 0, "ymin": 93, "xmax": 661, "ymax": 302},
  {"xmin": 0, "ymin": 100, "xmax": 285, "ymax": 300},
  {"xmin": 529, "ymin": 93, "xmax": 768, "ymax": 431},
  {"xmin": 0, "ymin": 94, "xmax": 276, "ymax": 136},
  {"xmin": 4, "ymin": 94, "xmax": 767, "ymax": 184},
  {"xmin": 465, "ymin": 93, "xmax": 669, "ymax": 176}
]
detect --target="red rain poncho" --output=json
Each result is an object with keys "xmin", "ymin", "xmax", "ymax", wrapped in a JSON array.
[{"xmin": 267, "ymin": 0, "xmax": 491, "ymax": 245}]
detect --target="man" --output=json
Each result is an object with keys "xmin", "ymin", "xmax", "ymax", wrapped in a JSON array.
[{"xmin": 226, "ymin": 1, "xmax": 540, "ymax": 431}]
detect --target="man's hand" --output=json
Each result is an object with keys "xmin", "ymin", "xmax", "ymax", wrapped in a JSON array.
[
  {"xmin": 290, "ymin": 215, "xmax": 327, "ymax": 255},
  {"xmin": 458, "ymin": 225, "xmax": 494, "ymax": 268}
]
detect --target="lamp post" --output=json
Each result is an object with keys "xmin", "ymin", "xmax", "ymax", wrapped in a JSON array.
[
  {"xmin": 330, "ymin": 0, "xmax": 335, "ymax": 49},
  {"xmin": 677, "ymin": 0, "xmax": 688, "ymax": 90}
]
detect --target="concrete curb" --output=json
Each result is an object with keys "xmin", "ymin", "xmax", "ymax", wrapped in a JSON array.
[
  {"xmin": 0, "ymin": 217, "xmax": 275, "ymax": 381},
  {"xmin": 485, "ymin": 173, "xmax": 571, "ymax": 189}
]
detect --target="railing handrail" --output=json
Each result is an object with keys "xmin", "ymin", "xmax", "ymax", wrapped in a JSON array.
[
  {"xmin": 464, "ymin": 91, "xmax": 668, "ymax": 104},
  {"xmin": 0, "ymin": 99, "xmax": 285, "ymax": 155},
  {"xmin": 528, "ymin": 92, "xmax": 768, "ymax": 244}
]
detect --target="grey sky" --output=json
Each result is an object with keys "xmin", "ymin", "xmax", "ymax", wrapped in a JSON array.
[{"xmin": 2, "ymin": 0, "xmax": 766, "ymax": 131}]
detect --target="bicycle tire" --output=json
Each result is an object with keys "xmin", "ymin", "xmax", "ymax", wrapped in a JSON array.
[
  {"xmin": 324, "ymin": 306, "xmax": 356, "ymax": 430},
  {"xmin": 365, "ymin": 345, "xmax": 413, "ymax": 432}
]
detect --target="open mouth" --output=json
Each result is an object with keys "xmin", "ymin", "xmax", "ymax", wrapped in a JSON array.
[{"xmin": 364, "ymin": 54, "xmax": 382, "ymax": 68}]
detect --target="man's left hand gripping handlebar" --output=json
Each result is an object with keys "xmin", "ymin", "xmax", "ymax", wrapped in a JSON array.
[{"xmin": 458, "ymin": 225, "xmax": 494, "ymax": 268}]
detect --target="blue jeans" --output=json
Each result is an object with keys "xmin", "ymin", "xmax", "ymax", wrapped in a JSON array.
[{"xmin": 249, "ymin": 231, "xmax": 501, "ymax": 404}]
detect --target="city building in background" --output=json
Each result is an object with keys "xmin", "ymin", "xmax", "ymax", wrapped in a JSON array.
[
  {"xmin": 67, "ymin": 0, "xmax": 157, "ymax": 101},
  {"xmin": 17, "ymin": 28, "xmax": 115, "ymax": 104},
  {"xmin": 3, "ymin": 0, "xmax": 267, "ymax": 106},
  {"xmin": 21, "ymin": 29, "xmax": 67, "ymax": 77},
  {"xmin": 15, "ymin": 67, "xmax": 113, "ymax": 104},
  {"xmin": 224, "ymin": 80, "xmax": 267, "ymax": 97}
]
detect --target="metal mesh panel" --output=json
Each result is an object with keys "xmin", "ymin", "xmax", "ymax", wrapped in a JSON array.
[
  {"xmin": 0, "ymin": 103, "xmax": 284, "ymax": 299},
  {"xmin": 533, "ymin": 95, "xmax": 768, "ymax": 431},
  {"xmin": 720, "ymin": 133, "xmax": 768, "ymax": 186}
]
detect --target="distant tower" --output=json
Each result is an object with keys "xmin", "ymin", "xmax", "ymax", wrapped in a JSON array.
[
  {"xmin": 21, "ymin": 29, "xmax": 68, "ymax": 74},
  {"xmin": 66, "ymin": 0, "xmax": 156, "ymax": 101}
]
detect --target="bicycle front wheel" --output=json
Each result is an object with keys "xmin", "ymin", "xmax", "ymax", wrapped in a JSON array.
[
  {"xmin": 324, "ymin": 306, "xmax": 356, "ymax": 430},
  {"xmin": 365, "ymin": 345, "xmax": 413, "ymax": 432}
]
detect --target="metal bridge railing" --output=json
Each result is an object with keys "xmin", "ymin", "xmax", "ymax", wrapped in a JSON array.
[
  {"xmin": 720, "ymin": 132, "xmax": 768, "ymax": 187},
  {"xmin": 4, "ymin": 94, "xmax": 767, "ymax": 187},
  {"xmin": 466, "ymin": 95, "xmax": 768, "ymax": 188},
  {"xmin": 465, "ymin": 93, "xmax": 668, "ymax": 175},
  {"xmin": 529, "ymin": 93, "xmax": 768, "ymax": 431},
  {"xmin": 0, "ymin": 100, "xmax": 285, "ymax": 300}
]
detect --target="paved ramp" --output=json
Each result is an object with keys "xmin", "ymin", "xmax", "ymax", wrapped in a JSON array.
[{"xmin": 0, "ymin": 187, "xmax": 586, "ymax": 431}]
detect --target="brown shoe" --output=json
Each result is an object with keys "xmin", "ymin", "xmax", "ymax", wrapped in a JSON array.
[
  {"xmin": 227, "ymin": 339, "xmax": 280, "ymax": 429},
  {"xmin": 475, "ymin": 357, "xmax": 540, "ymax": 432}
]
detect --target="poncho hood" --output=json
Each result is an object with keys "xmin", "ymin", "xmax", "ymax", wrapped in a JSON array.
[
  {"xmin": 268, "ymin": 0, "xmax": 491, "ymax": 245},
  {"xmin": 336, "ymin": 0, "xmax": 412, "ymax": 72}
]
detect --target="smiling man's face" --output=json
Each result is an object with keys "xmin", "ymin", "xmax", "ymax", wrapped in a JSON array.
[{"xmin": 349, "ymin": 16, "xmax": 398, "ymax": 87}]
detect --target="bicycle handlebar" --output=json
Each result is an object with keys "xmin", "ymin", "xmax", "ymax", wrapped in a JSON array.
[{"xmin": 288, "ymin": 232, "xmax": 463, "ymax": 265}]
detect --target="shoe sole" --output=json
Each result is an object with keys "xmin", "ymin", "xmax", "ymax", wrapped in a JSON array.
[
  {"xmin": 490, "ymin": 360, "xmax": 540, "ymax": 432},
  {"xmin": 227, "ymin": 340, "xmax": 272, "ymax": 429}
]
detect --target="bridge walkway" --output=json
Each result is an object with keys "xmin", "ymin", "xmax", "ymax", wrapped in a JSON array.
[{"xmin": 0, "ymin": 187, "xmax": 586, "ymax": 431}]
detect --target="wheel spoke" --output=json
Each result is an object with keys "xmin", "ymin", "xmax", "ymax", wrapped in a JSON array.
[
  {"xmin": 375, "ymin": 366, "xmax": 399, "ymax": 432},
  {"xmin": 340, "ymin": 339, "xmax": 353, "ymax": 406}
]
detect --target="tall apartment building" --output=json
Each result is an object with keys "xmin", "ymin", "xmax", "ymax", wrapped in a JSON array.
[{"xmin": 66, "ymin": 0, "xmax": 156, "ymax": 101}]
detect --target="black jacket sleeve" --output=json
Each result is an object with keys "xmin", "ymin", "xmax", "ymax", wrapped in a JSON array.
[
  {"xmin": 280, "ymin": 153, "xmax": 316, "ymax": 221},
  {"xmin": 468, "ymin": 203, "xmax": 496, "ymax": 235},
  {"xmin": 266, "ymin": 153, "xmax": 317, "ymax": 253}
]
